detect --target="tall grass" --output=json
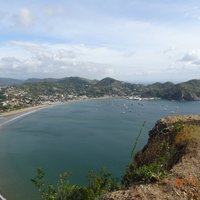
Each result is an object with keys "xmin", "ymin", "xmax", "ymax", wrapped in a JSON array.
[{"xmin": 131, "ymin": 121, "xmax": 146, "ymax": 157}]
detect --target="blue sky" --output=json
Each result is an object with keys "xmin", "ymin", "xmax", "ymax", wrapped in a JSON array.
[{"xmin": 0, "ymin": 0, "xmax": 200, "ymax": 82}]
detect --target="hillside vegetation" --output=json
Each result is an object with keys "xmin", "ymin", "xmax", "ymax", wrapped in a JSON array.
[
  {"xmin": 2, "ymin": 77, "xmax": 200, "ymax": 100},
  {"xmin": 1, "ymin": 77, "xmax": 200, "ymax": 113},
  {"xmin": 143, "ymin": 79, "xmax": 200, "ymax": 100}
]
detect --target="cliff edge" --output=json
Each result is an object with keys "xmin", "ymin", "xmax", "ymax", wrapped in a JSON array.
[{"xmin": 100, "ymin": 115, "xmax": 200, "ymax": 200}]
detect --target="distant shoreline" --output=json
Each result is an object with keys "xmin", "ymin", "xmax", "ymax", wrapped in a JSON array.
[
  {"xmin": 0, "ymin": 96, "xmax": 113, "ymax": 128},
  {"xmin": 1, "ymin": 104, "xmax": 49, "ymax": 117},
  {"xmin": 0, "ymin": 103, "xmax": 62, "ymax": 128},
  {"xmin": 0, "ymin": 95, "xmax": 160, "ymax": 120}
]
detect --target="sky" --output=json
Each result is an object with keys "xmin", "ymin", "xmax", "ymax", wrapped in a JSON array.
[{"xmin": 0, "ymin": 0, "xmax": 200, "ymax": 83}]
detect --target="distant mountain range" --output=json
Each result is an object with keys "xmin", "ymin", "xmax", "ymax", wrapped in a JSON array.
[
  {"xmin": 0, "ymin": 78, "xmax": 24, "ymax": 86},
  {"xmin": 0, "ymin": 77, "xmax": 59, "ymax": 86},
  {"xmin": 1, "ymin": 77, "xmax": 200, "ymax": 101}
]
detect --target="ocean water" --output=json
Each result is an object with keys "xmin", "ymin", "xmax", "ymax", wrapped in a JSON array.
[{"xmin": 0, "ymin": 98, "xmax": 200, "ymax": 200}]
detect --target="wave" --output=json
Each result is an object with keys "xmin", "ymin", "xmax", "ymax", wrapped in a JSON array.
[
  {"xmin": 0, "ymin": 109, "xmax": 40, "ymax": 127},
  {"xmin": 0, "ymin": 194, "xmax": 6, "ymax": 200}
]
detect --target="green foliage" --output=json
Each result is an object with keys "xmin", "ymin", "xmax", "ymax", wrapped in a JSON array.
[
  {"xmin": 31, "ymin": 168, "xmax": 56, "ymax": 200},
  {"xmin": 87, "ymin": 169, "xmax": 121, "ymax": 197},
  {"xmin": 173, "ymin": 120, "xmax": 184, "ymax": 133},
  {"xmin": 0, "ymin": 91, "xmax": 6, "ymax": 101},
  {"xmin": 0, "ymin": 90, "xmax": 6, "ymax": 112},
  {"xmin": 122, "ymin": 156, "xmax": 169, "ymax": 186},
  {"xmin": 124, "ymin": 161, "xmax": 168, "ymax": 185},
  {"xmin": 142, "ymin": 79, "xmax": 200, "ymax": 100},
  {"xmin": 1, "ymin": 77, "xmax": 200, "ymax": 113},
  {"xmin": 31, "ymin": 168, "xmax": 121, "ymax": 200},
  {"xmin": 124, "ymin": 121, "xmax": 168, "ymax": 185},
  {"xmin": 123, "ymin": 122, "xmax": 175, "ymax": 187}
]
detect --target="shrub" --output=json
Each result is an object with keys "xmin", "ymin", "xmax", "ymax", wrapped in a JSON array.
[
  {"xmin": 122, "ymin": 157, "xmax": 169, "ymax": 186},
  {"xmin": 31, "ymin": 168, "xmax": 121, "ymax": 200}
]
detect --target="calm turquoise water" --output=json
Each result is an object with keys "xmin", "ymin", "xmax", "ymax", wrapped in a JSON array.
[{"xmin": 0, "ymin": 98, "xmax": 200, "ymax": 200}]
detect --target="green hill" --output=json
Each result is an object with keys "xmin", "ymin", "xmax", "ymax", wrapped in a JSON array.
[
  {"xmin": 1, "ymin": 77, "xmax": 200, "ymax": 103},
  {"xmin": 142, "ymin": 79, "xmax": 200, "ymax": 100}
]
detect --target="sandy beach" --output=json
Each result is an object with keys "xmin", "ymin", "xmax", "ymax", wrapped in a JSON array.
[
  {"xmin": 0, "ymin": 103, "xmax": 59, "ymax": 128},
  {"xmin": 0, "ymin": 97, "xmax": 113, "ymax": 128},
  {"xmin": 0, "ymin": 100, "xmax": 89, "ymax": 127},
  {"xmin": 1, "ymin": 104, "xmax": 49, "ymax": 117}
]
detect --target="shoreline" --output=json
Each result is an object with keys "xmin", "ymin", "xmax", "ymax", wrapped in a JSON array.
[
  {"xmin": 0, "ymin": 95, "xmax": 160, "ymax": 128},
  {"xmin": 0, "ymin": 194, "xmax": 6, "ymax": 200},
  {"xmin": 1, "ymin": 104, "xmax": 49, "ymax": 117},
  {"xmin": 0, "ymin": 96, "xmax": 114, "ymax": 118},
  {"xmin": 0, "ymin": 102, "xmax": 63, "ymax": 128},
  {"xmin": 0, "ymin": 97, "xmax": 114, "ymax": 127}
]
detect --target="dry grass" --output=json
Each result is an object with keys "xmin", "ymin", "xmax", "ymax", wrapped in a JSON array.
[{"xmin": 175, "ymin": 125, "xmax": 200, "ymax": 145}]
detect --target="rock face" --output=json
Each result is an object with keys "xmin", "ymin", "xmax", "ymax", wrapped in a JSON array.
[
  {"xmin": 170, "ymin": 90, "xmax": 200, "ymax": 101},
  {"xmin": 99, "ymin": 115, "xmax": 200, "ymax": 200}
]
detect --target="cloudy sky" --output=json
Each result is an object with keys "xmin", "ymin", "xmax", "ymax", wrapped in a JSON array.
[{"xmin": 0, "ymin": 0, "xmax": 200, "ymax": 83}]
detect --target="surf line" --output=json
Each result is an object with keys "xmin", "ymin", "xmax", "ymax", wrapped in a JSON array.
[
  {"xmin": 0, "ymin": 194, "xmax": 6, "ymax": 200},
  {"xmin": 0, "ymin": 109, "xmax": 40, "ymax": 127}
]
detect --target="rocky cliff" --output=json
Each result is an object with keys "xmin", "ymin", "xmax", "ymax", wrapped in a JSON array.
[{"xmin": 100, "ymin": 115, "xmax": 200, "ymax": 200}]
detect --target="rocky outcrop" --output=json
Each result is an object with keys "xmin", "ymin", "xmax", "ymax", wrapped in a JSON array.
[
  {"xmin": 170, "ymin": 90, "xmax": 200, "ymax": 101},
  {"xmin": 100, "ymin": 115, "xmax": 200, "ymax": 200}
]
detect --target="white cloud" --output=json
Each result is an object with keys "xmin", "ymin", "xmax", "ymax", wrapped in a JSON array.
[
  {"xmin": 0, "ymin": 0, "xmax": 200, "ymax": 82},
  {"xmin": 1, "ymin": 40, "xmax": 199, "ymax": 82},
  {"xmin": 13, "ymin": 8, "xmax": 33, "ymax": 27},
  {"xmin": 167, "ymin": 49, "xmax": 200, "ymax": 75},
  {"xmin": 2, "ymin": 41, "xmax": 166, "ymax": 81},
  {"xmin": 0, "ymin": 57, "xmax": 23, "ymax": 68},
  {"xmin": 179, "ymin": 49, "xmax": 200, "ymax": 64},
  {"xmin": 44, "ymin": 6, "xmax": 63, "ymax": 17},
  {"xmin": 0, "ymin": 42, "xmax": 120, "ymax": 79}
]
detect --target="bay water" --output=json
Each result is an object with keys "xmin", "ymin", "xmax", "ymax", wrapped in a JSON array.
[{"xmin": 0, "ymin": 98, "xmax": 200, "ymax": 200}]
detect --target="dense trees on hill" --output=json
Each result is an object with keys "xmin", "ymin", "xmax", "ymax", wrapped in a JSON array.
[{"xmin": 1, "ymin": 77, "xmax": 200, "ymax": 111}]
